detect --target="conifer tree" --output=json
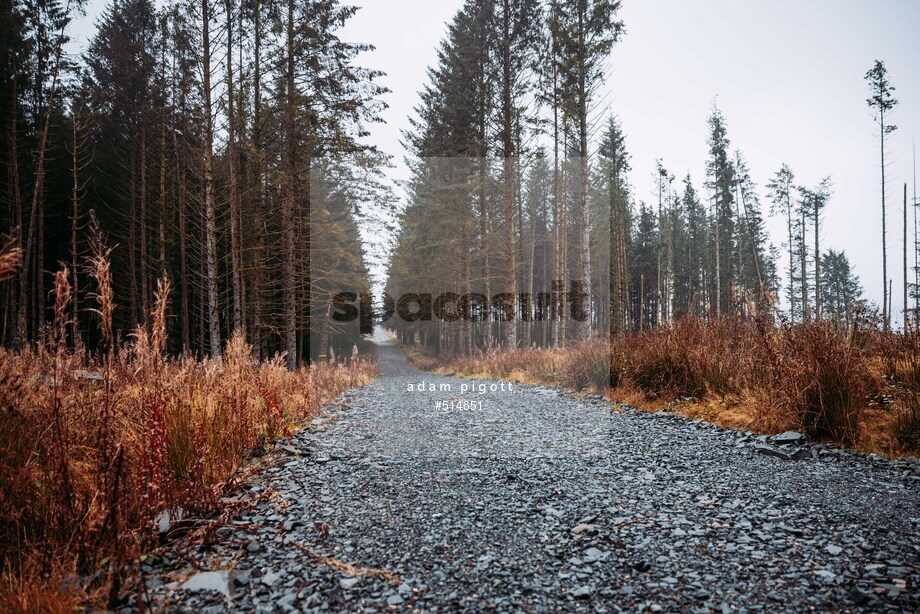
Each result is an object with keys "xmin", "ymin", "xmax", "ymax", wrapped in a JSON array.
[{"xmin": 865, "ymin": 60, "xmax": 898, "ymax": 331}]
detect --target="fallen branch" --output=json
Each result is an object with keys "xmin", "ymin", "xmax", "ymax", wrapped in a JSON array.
[{"xmin": 290, "ymin": 541, "xmax": 401, "ymax": 584}]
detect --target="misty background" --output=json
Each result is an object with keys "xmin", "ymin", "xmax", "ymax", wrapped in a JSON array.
[{"xmin": 68, "ymin": 0, "xmax": 920, "ymax": 323}]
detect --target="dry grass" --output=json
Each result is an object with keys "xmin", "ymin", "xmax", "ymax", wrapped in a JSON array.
[
  {"xmin": 0, "ymin": 239, "xmax": 376, "ymax": 608},
  {"xmin": 423, "ymin": 316, "xmax": 920, "ymax": 458}
]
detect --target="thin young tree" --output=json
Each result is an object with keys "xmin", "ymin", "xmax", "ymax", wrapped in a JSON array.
[
  {"xmin": 799, "ymin": 178, "xmax": 831, "ymax": 318},
  {"xmin": 201, "ymin": 0, "xmax": 221, "ymax": 358},
  {"xmin": 905, "ymin": 182, "xmax": 909, "ymax": 328},
  {"xmin": 225, "ymin": 0, "xmax": 243, "ymax": 333},
  {"xmin": 705, "ymin": 105, "xmax": 735, "ymax": 318},
  {"xmin": 767, "ymin": 164, "xmax": 798, "ymax": 320},
  {"xmin": 865, "ymin": 60, "xmax": 898, "ymax": 332}
]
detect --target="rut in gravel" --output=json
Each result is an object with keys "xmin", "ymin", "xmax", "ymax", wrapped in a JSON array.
[{"xmin": 137, "ymin": 329, "xmax": 920, "ymax": 612}]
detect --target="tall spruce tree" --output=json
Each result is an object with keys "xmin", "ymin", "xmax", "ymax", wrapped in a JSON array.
[
  {"xmin": 705, "ymin": 105, "xmax": 735, "ymax": 317},
  {"xmin": 865, "ymin": 60, "xmax": 898, "ymax": 331},
  {"xmin": 767, "ymin": 164, "xmax": 799, "ymax": 320},
  {"xmin": 549, "ymin": 0, "xmax": 622, "ymax": 340}
]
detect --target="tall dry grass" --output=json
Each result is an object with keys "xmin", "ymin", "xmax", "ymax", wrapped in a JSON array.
[
  {"xmin": 0, "ymin": 237, "xmax": 376, "ymax": 609},
  {"xmin": 428, "ymin": 315, "xmax": 920, "ymax": 456}
]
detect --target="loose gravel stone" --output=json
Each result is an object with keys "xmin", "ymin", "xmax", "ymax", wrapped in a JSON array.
[{"xmin": 136, "ymin": 331, "xmax": 920, "ymax": 612}]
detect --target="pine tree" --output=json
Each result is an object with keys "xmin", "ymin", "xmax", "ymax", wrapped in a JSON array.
[
  {"xmin": 820, "ymin": 249, "xmax": 864, "ymax": 329},
  {"xmin": 549, "ymin": 0, "xmax": 622, "ymax": 340},
  {"xmin": 798, "ymin": 178, "xmax": 832, "ymax": 319},
  {"xmin": 598, "ymin": 115, "xmax": 630, "ymax": 335},
  {"xmin": 705, "ymin": 105, "xmax": 735, "ymax": 317},
  {"xmin": 733, "ymin": 151, "xmax": 776, "ymax": 311},
  {"xmin": 865, "ymin": 60, "xmax": 898, "ymax": 332},
  {"xmin": 497, "ymin": 0, "xmax": 542, "ymax": 349},
  {"xmin": 767, "ymin": 164, "xmax": 799, "ymax": 320}
]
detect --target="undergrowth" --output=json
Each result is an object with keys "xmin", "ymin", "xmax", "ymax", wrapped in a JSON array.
[
  {"xmin": 418, "ymin": 315, "xmax": 920, "ymax": 457},
  {"xmin": 0, "ymin": 238, "xmax": 376, "ymax": 610}
]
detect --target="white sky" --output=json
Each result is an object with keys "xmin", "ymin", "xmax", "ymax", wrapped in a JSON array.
[{"xmin": 70, "ymin": 0, "xmax": 920, "ymax": 321}]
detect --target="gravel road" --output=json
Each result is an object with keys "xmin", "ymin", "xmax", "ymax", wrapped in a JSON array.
[{"xmin": 138, "ymin": 330, "xmax": 920, "ymax": 612}]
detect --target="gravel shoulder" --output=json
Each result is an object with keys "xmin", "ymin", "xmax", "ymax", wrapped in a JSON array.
[{"xmin": 137, "ymin": 330, "xmax": 920, "ymax": 612}]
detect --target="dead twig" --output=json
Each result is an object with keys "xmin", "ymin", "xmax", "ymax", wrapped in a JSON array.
[{"xmin": 289, "ymin": 541, "xmax": 401, "ymax": 584}]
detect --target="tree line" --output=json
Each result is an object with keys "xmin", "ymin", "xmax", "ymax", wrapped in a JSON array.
[
  {"xmin": 385, "ymin": 0, "xmax": 869, "ymax": 355},
  {"xmin": 0, "ymin": 0, "xmax": 389, "ymax": 367}
]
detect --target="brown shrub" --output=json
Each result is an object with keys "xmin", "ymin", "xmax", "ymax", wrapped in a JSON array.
[
  {"xmin": 769, "ymin": 322, "xmax": 867, "ymax": 443},
  {"xmin": 0, "ymin": 255, "xmax": 377, "ymax": 605},
  {"xmin": 427, "ymin": 315, "xmax": 916, "ymax": 454}
]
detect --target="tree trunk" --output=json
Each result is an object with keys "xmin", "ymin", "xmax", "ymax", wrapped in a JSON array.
[
  {"xmin": 226, "ymin": 0, "xmax": 243, "ymax": 333},
  {"xmin": 140, "ymin": 116, "xmax": 149, "ymax": 323},
  {"xmin": 18, "ymin": 15, "xmax": 66, "ymax": 347},
  {"xmin": 881, "ymin": 108, "xmax": 889, "ymax": 331},
  {"xmin": 71, "ymin": 112, "xmax": 80, "ymax": 342},
  {"xmin": 814, "ymin": 195, "xmax": 820, "ymax": 319},
  {"xmin": 129, "ymin": 145, "xmax": 139, "ymax": 324},
  {"xmin": 786, "ymin": 192, "xmax": 794, "ymax": 321},
  {"xmin": 714, "ymin": 194, "xmax": 721, "ymax": 319},
  {"xmin": 576, "ymin": 6, "xmax": 591, "ymax": 341},
  {"xmin": 801, "ymin": 209, "xmax": 808, "ymax": 322},
  {"xmin": 251, "ymin": 0, "xmax": 265, "ymax": 358},
  {"xmin": 177, "ymin": 139, "xmax": 190, "ymax": 353},
  {"xmin": 282, "ymin": 0, "xmax": 298, "ymax": 369},
  {"xmin": 202, "ymin": 0, "xmax": 222, "ymax": 358},
  {"xmin": 171, "ymin": 37, "xmax": 191, "ymax": 354},
  {"xmin": 7, "ymin": 67, "xmax": 21, "ymax": 347},
  {"xmin": 500, "ymin": 0, "xmax": 516, "ymax": 349}
]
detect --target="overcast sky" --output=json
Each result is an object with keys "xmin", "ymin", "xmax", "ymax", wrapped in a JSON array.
[{"xmin": 70, "ymin": 0, "xmax": 920, "ymax": 320}]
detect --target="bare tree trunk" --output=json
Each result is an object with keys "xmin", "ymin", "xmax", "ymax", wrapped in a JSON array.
[
  {"xmin": 551, "ymin": 53, "xmax": 560, "ymax": 347},
  {"xmin": 36, "ymin": 184, "xmax": 43, "ymax": 332},
  {"xmin": 226, "ymin": 0, "xmax": 243, "ymax": 333},
  {"xmin": 667, "ymin": 180, "xmax": 673, "ymax": 321},
  {"xmin": 608, "ymin": 165, "xmax": 616, "ymax": 337},
  {"xmin": 800, "ymin": 208, "xmax": 808, "ymax": 322},
  {"xmin": 714, "ymin": 193, "xmax": 721, "ymax": 319},
  {"xmin": 251, "ymin": 0, "xmax": 265, "ymax": 358},
  {"xmin": 158, "ymin": 110, "xmax": 166, "ymax": 276},
  {"xmin": 282, "ymin": 0, "xmax": 298, "ymax": 369},
  {"xmin": 128, "ymin": 147, "xmax": 138, "ymax": 324},
  {"xmin": 177, "ymin": 141, "xmax": 190, "ymax": 353},
  {"xmin": 576, "ymin": 7, "xmax": 591, "ymax": 342},
  {"xmin": 914, "ymin": 144, "xmax": 919, "ymax": 320},
  {"xmin": 7, "ymin": 67, "xmax": 22, "ymax": 347},
  {"xmin": 18, "ymin": 14, "xmax": 67, "ymax": 346},
  {"xmin": 814, "ymin": 194, "xmax": 820, "ymax": 319},
  {"xmin": 639, "ymin": 273, "xmax": 644, "ymax": 332},
  {"xmin": 881, "ymin": 108, "xmax": 889, "ymax": 331},
  {"xmin": 71, "ymin": 112, "xmax": 80, "ymax": 341},
  {"xmin": 158, "ymin": 36, "xmax": 168, "ymax": 281},
  {"xmin": 199, "ymin": 211, "xmax": 206, "ymax": 355},
  {"xmin": 528, "ymin": 183, "xmax": 537, "ymax": 346},
  {"xmin": 18, "ymin": 104, "xmax": 49, "ymax": 345},
  {"xmin": 500, "ymin": 0, "xmax": 516, "ymax": 350},
  {"xmin": 786, "ymin": 191, "xmax": 794, "ymax": 321},
  {"xmin": 170, "ymin": 40, "xmax": 190, "ymax": 354},
  {"xmin": 202, "ymin": 0, "xmax": 221, "ymax": 358},
  {"xmin": 657, "ymin": 174, "xmax": 663, "ymax": 325},
  {"xmin": 140, "ymin": 116, "xmax": 149, "ymax": 322}
]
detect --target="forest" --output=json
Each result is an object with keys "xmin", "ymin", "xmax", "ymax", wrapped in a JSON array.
[
  {"xmin": 386, "ymin": 0, "xmax": 883, "ymax": 355},
  {"xmin": 388, "ymin": 2, "xmax": 920, "ymax": 460},
  {"xmin": 0, "ymin": 0, "xmax": 388, "ymax": 367}
]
